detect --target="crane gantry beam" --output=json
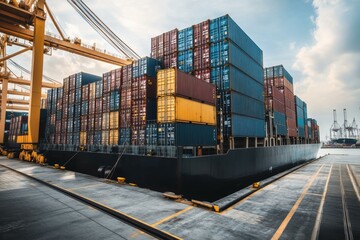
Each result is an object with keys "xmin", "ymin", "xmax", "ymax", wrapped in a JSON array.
[
  {"xmin": 6, "ymin": 105, "xmax": 29, "ymax": 111},
  {"xmin": 0, "ymin": 90, "xmax": 47, "ymax": 98},
  {"xmin": 1, "ymin": 99, "xmax": 31, "ymax": 105},
  {"xmin": 0, "ymin": 21, "xmax": 132, "ymax": 66},
  {"xmin": 0, "ymin": 77, "xmax": 61, "ymax": 88}
]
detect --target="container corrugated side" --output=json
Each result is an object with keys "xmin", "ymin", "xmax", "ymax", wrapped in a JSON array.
[
  {"xmin": 231, "ymin": 92, "xmax": 264, "ymax": 120},
  {"xmin": 158, "ymin": 122, "xmax": 216, "ymax": 146},
  {"xmin": 209, "ymin": 15, "xmax": 263, "ymax": 66},
  {"xmin": 273, "ymin": 111, "xmax": 287, "ymax": 135},
  {"xmin": 211, "ymin": 65, "xmax": 263, "ymax": 101},
  {"xmin": 231, "ymin": 114, "xmax": 265, "ymax": 137},
  {"xmin": 157, "ymin": 96, "xmax": 216, "ymax": 125}
]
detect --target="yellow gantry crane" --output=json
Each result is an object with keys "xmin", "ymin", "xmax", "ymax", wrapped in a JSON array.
[{"xmin": 0, "ymin": 0, "xmax": 135, "ymax": 153}]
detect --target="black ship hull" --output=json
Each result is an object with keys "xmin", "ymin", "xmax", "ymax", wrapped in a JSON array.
[{"xmin": 45, "ymin": 144, "xmax": 321, "ymax": 201}]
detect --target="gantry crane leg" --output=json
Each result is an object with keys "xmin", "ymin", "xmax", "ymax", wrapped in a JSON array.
[
  {"xmin": 0, "ymin": 35, "xmax": 8, "ymax": 145},
  {"xmin": 17, "ymin": 0, "xmax": 45, "ymax": 150}
]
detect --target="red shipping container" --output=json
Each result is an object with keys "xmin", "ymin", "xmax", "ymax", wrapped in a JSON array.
[
  {"xmin": 120, "ymin": 87, "xmax": 131, "ymax": 108},
  {"xmin": 102, "ymin": 92, "xmax": 110, "ymax": 112},
  {"xmin": 193, "ymin": 44, "xmax": 210, "ymax": 70},
  {"xmin": 194, "ymin": 68, "xmax": 211, "ymax": 83},
  {"xmin": 69, "ymin": 74, "xmax": 76, "ymax": 91},
  {"xmin": 286, "ymin": 118, "xmax": 297, "ymax": 137},
  {"xmin": 55, "ymin": 120, "xmax": 62, "ymax": 133},
  {"xmin": 120, "ymin": 108, "xmax": 132, "ymax": 128},
  {"xmin": 121, "ymin": 65, "xmax": 132, "ymax": 87},
  {"xmin": 88, "ymin": 99, "xmax": 96, "ymax": 114},
  {"xmin": 151, "ymin": 34, "xmax": 164, "ymax": 59},
  {"xmin": 94, "ymin": 113, "xmax": 102, "ymax": 131},
  {"xmin": 80, "ymin": 115, "xmax": 88, "ymax": 131},
  {"xmin": 68, "ymin": 90, "xmax": 75, "ymax": 104},
  {"xmin": 63, "ymin": 77, "xmax": 70, "ymax": 93},
  {"xmin": 88, "ymin": 114, "xmax": 95, "ymax": 131},
  {"xmin": 102, "ymin": 72, "xmax": 111, "ymax": 94},
  {"xmin": 163, "ymin": 53, "xmax": 178, "ymax": 68},
  {"xmin": 95, "ymin": 98, "xmax": 102, "ymax": 114},
  {"xmin": 193, "ymin": 20, "xmax": 209, "ymax": 47},
  {"xmin": 82, "ymin": 84, "xmax": 89, "ymax": 100},
  {"xmin": 115, "ymin": 68, "xmax": 121, "ymax": 90},
  {"xmin": 131, "ymin": 125, "xmax": 146, "ymax": 146},
  {"xmin": 132, "ymin": 76, "xmax": 156, "ymax": 100},
  {"xmin": 163, "ymin": 29, "xmax": 178, "ymax": 55}
]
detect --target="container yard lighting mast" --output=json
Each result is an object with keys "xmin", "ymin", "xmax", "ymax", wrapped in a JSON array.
[{"xmin": 0, "ymin": 0, "xmax": 137, "ymax": 149}]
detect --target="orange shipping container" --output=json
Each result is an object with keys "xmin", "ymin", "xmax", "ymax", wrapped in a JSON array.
[
  {"xmin": 110, "ymin": 111, "xmax": 119, "ymax": 129},
  {"xmin": 80, "ymin": 131, "xmax": 87, "ymax": 145},
  {"xmin": 157, "ymin": 96, "xmax": 216, "ymax": 125},
  {"xmin": 109, "ymin": 129, "xmax": 119, "ymax": 145}
]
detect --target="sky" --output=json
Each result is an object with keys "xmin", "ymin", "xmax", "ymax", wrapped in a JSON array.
[{"xmin": 6, "ymin": 0, "xmax": 360, "ymax": 141}]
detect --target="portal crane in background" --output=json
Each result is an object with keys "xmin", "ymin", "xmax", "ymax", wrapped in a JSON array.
[{"xmin": 0, "ymin": 0, "xmax": 138, "ymax": 159}]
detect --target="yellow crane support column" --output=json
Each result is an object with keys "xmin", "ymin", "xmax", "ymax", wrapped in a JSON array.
[
  {"xmin": 17, "ymin": 0, "xmax": 46, "ymax": 150},
  {"xmin": 0, "ymin": 35, "xmax": 8, "ymax": 145}
]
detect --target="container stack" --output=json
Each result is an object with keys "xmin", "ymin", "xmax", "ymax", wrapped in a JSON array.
[
  {"xmin": 45, "ymin": 88, "xmax": 56, "ymax": 143},
  {"xmin": 119, "ymin": 65, "xmax": 132, "ymax": 145},
  {"xmin": 131, "ymin": 57, "xmax": 159, "ymax": 145},
  {"xmin": 8, "ymin": 115, "xmax": 28, "ymax": 146},
  {"xmin": 156, "ymin": 68, "xmax": 217, "ymax": 147},
  {"xmin": 307, "ymin": 118, "xmax": 320, "ymax": 143},
  {"xmin": 54, "ymin": 88, "xmax": 63, "ymax": 144},
  {"xmin": 152, "ymin": 15, "xmax": 265, "ymax": 149},
  {"xmin": 264, "ymin": 65, "xmax": 296, "ymax": 141}
]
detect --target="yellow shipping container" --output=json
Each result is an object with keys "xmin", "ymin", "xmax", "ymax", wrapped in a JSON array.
[
  {"xmin": 109, "ymin": 129, "xmax": 119, "ymax": 145},
  {"xmin": 80, "ymin": 131, "xmax": 87, "ymax": 145},
  {"xmin": 102, "ymin": 130, "xmax": 109, "ymax": 145},
  {"xmin": 102, "ymin": 112, "xmax": 109, "ymax": 129},
  {"xmin": 89, "ymin": 82, "xmax": 96, "ymax": 99},
  {"xmin": 157, "ymin": 68, "xmax": 175, "ymax": 97},
  {"xmin": 109, "ymin": 111, "xmax": 119, "ymax": 129},
  {"xmin": 157, "ymin": 96, "xmax": 216, "ymax": 125}
]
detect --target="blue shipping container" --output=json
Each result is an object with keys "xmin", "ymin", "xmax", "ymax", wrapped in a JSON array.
[
  {"xmin": 210, "ymin": 65, "xmax": 263, "ymax": 101},
  {"xmin": 231, "ymin": 92, "xmax": 264, "ymax": 120},
  {"xmin": 110, "ymin": 90, "xmax": 120, "ymax": 111},
  {"xmin": 231, "ymin": 114, "xmax": 265, "ymax": 137},
  {"xmin": 210, "ymin": 41, "xmax": 263, "ymax": 84},
  {"xmin": 157, "ymin": 123, "xmax": 217, "ymax": 146},
  {"xmin": 178, "ymin": 49, "xmax": 193, "ymax": 73},
  {"xmin": 75, "ymin": 72, "xmax": 102, "ymax": 89},
  {"xmin": 119, "ymin": 128, "xmax": 131, "ymax": 145},
  {"xmin": 146, "ymin": 122, "xmax": 158, "ymax": 146},
  {"xmin": 132, "ymin": 57, "xmax": 161, "ymax": 78},
  {"xmin": 274, "ymin": 111, "xmax": 287, "ymax": 135},
  {"xmin": 209, "ymin": 15, "xmax": 263, "ymax": 66},
  {"xmin": 178, "ymin": 27, "xmax": 193, "ymax": 51}
]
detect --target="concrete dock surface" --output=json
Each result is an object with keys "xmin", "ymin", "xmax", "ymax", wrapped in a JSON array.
[{"xmin": 0, "ymin": 153, "xmax": 359, "ymax": 239}]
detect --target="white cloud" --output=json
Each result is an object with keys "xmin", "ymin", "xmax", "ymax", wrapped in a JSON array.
[{"xmin": 293, "ymin": 0, "xmax": 360, "ymax": 141}]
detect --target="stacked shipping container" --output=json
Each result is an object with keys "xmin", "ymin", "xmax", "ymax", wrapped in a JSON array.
[
  {"xmin": 156, "ymin": 68, "xmax": 217, "ymax": 146},
  {"xmin": 264, "ymin": 65, "xmax": 297, "ymax": 138},
  {"xmin": 8, "ymin": 115, "xmax": 28, "ymax": 144},
  {"xmin": 295, "ymin": 96, "xmax": 307, "ymax": 139}
]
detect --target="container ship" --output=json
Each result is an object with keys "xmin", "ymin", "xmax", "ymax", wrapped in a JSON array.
[{"xmin": 2, "ymin": 14, "xmax": 320, "ymax": 201}]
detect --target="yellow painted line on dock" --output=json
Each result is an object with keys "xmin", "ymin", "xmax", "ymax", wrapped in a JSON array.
[
  {"xmin": 152, "ymin": 206, "xmax": 194, "ymax": 227},
  {"xmin": 271, "ymin": 164, "xmax": 324, "ymax": 240},
  {"xmin": 347, "ymin": 164, "xmax": 360, "ymax": 202},
  {"xmin": 130, "ymin": 206, "xmax": 193, "ymax": 239},
  {"xmin": 311, "ymin": 164, "xmax": 333, "ymax": 239},
  {"xmin": 68, "ymin": 183, "xmax": 105, "ymax": 191}
]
